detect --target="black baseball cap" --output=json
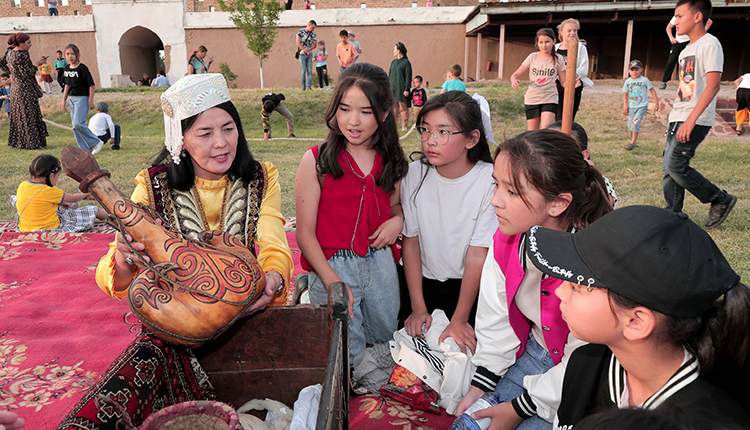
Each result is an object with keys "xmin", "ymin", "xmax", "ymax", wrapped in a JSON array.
[
  {"xmin": 526, "ymin": 205, "xmax": 739, "ymax": 318},
  {"xmin": 629, "ymin": 60, "xmax": 643, "ymax": 69}
]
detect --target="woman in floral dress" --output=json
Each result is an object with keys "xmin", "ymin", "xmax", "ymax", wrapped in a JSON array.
[{"xmin": 2, "ymin": 33, "xmax": 48, "ymax": 149}]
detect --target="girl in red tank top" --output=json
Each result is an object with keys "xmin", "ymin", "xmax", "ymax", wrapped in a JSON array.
[{"xmin": 295, "ymin": 63, "xmax": 408, "ymax": 368}]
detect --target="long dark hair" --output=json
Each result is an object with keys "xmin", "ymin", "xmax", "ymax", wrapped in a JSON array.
[
  {"xmin": 608, "ymin": 283, "xmax": 750, "ymax": 375},
  {"xmin": 29, "ymin": 154, "xmax": 61, "ymax": 187},
  {"xmin": 409, "ymin": 91, "xmax": 492, "ymax": 200},
  {"xmin": 318, "ymin": 62, "xmax": 407, "ymax": 193},
  {"xmin": 188, "ymin": 45, "xmax": 208, "ymax": 70},
  {"xmin": 153, "ymin": 101, "xmax": 257, "ymax": 191},
  {"xmin": 395, "ymin": 42, "xmax": 408, "ymax": 59},
  {"xmin": 535, "ymin": 28, "xmax": 559, "ymax": 67},
  {"xmin": 494, "ymin": 129, "xmax": 613, "ymax": 230}
]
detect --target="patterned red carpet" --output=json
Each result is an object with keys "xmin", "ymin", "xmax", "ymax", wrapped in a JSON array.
[{"xmin": 0, "ymin": 223, "xmax": 454, "ymax": 429}]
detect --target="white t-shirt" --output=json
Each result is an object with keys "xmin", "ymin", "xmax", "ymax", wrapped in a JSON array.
[
  {"xmin": 88, "ymin": 112, "xmax": 115, "ymax": 137},
  {"xmin": 738, "ymin": 73, "xmax": 750, "ymax": 90},
  {"xmin": 670, "ymin": 17, "xmax": 690, "ymax": 44},
  {"xmin": 521, "ymin": 52, "xmax": 565, "ymax": 105},
  {"xmin": 669, "ymin": 33, "xmax": 723, "ymax": 126},
  {"xmin": 401, "ymin": 160, "xmax": 497, "ymax": 281}
]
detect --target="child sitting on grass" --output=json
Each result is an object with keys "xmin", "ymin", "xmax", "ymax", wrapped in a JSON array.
[
  {"xmin": 622, "ymin": 59, "xmax": 659, "ymax": 150},
  {"xmin": 441, "ymin": 64, "xmax": 466, "ymax": 94},
  {"xmin": 524, "ymin": 205, "xmax": 750, "ymax": 429},
  {"xmin": 14, "ymin": 154, "xmax": 107, "ymax": 233}
]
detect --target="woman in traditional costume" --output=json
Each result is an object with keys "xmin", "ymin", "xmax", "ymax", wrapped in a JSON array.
[{"xmin": 57, "ymin": 73, "xmax": 293, "ymax": 430}]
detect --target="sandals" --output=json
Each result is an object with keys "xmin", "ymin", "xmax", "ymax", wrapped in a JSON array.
[
  {"xmin": 735, "ymin": 129, "xmax": 744, "ymax": 136},
  {"xmin": 624, "ymin": 143, "xmax": 638, "ymax": 150}
]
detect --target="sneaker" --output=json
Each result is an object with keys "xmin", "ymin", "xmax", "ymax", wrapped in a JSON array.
[
  {"xmin": 288, "ymin": 133, "xmax": 296, "ymax": 138},
  {"xmin": 705, "ymin": 192, "xmax": 737, "ymax": 229},
  {"xmin": 350, "ymin": 379, "xmax": 368, "ymax": 396},
  {"xmin": 326, "ymin": 86, "xmax": 330, "ymax": 91},
  {"xmin": 91, "ymin": 141, "xmax": 104, "ymax": 155},
  {"xmin": 401, "ymin": 126, "xmax": 407, "ymax": 131},
  {"xmin": 111, "ymin": 145, "xmax": 120, "ymax": 150},
  {"xmin": 659, "ymin": 82, "xmax": 667, "ymax": 90}
]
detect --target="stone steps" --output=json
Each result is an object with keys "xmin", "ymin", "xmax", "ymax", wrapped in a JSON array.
[{"xmin": 656, "ymin": 97, "xmax": 746, "ymax": 138}]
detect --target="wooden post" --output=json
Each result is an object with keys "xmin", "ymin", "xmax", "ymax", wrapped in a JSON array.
[
  {"xmin": 498, "ymin": 24, "xmax": 506, "ymax": 80},
  {"xmin": 561, "ymin": 37, "xmax": 579, "ymax": 136},
  {"xmin": 464, "ymin": 37, "xmax": 469, "ymax": 87},
  {"xmin": 476, "ymin": 32, "xmax": 483, "ymax": 82},
  {"xmin": 623, "ymin": 20, "xmax": 634, "ymax": 79}
]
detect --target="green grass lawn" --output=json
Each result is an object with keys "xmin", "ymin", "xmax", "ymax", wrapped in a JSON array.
[{"xmin": 1, "ymin": 81, "xmax": 748, "ymax": 279}]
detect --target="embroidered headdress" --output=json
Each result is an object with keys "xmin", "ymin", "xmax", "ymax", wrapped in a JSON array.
[{"xmin": 160, "ymin": 73, "xmax": 231, "ymax": 164}]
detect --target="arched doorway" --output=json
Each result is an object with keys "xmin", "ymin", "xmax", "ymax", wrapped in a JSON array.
[{"xmin": 118, "ymin": 26, "xmax": 166, "ymax": 84}]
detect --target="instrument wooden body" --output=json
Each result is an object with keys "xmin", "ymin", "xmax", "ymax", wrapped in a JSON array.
[{"xmin": 61, "ymin": 145, "xmax": 264, "ymax": 347}]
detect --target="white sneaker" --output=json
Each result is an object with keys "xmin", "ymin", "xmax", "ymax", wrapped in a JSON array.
[
  {"xmin": 326, "ymin": 86, "xmax": 330, "ymax": 91},
  {"xmin": 91, "ymin": 141, "xmax": 104, "ymax": 155}
]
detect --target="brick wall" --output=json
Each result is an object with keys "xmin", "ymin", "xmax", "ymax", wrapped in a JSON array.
[
  {"xmin": 188, "ymin": 0, "xmax": 477, "ymax": 13},
  {"xmin": 0, "ymin": 0, "xmax": 92, "ymax": 17}
]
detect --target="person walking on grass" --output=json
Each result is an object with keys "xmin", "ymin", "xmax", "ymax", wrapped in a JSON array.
[
  {"xmin": 734, "ymin": 73, "xmax": 750, "ymax": 135},
  {"xmin": 659, "ymin": 15, "xmax": 712, "ymax": 89},
  {"xmin": 61, "ymin": 43, "xmax": 104, "ymax": 154},
  {"xmin": 622, "ymin": 60, "xmax": 659, "ymax": 150},
  {"xmin": 662, "ymin": 0, "xmax": 735, "ymax": 229}
]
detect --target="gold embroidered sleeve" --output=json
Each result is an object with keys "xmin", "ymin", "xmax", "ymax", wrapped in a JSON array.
[{"xmin": 256, "ymin": 162, "xmax": 294, "ymax": 306}]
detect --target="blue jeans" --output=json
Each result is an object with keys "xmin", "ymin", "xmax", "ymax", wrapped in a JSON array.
[
  {"xmin": 492, "ymin": 334, "xmax": 554, "ymax": 430},
  {"xmin": 97, "ymin": 124, "xmax": 121, "ymax": 147},
  {"xmin": 308, "ymin": 247, "xmax": 400, "ymax": 362},
  {"xmin": 298, "ymin": 52, "xmax": 313, "ymax": 89},
  {"xmin": 628, "ymin": 106, "xmax": 647, "ymax": 132},
  {"xmin": 48, "ymin": 6, "xmax": 58, "ymax": 15},
  {"xmin": 662, "ymin": 122, "xmax": 721, "ymax": 212},
  {"xmin": 69, "ymin": 96, "xmax": 101, "ymax": 151}
]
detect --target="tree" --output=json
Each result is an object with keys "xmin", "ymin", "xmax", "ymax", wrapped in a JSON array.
[{"xmin": 218, "ymin": 0, "xmax": 283, "ymax": 88}]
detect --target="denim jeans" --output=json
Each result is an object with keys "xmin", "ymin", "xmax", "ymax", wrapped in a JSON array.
[
  {"xmin": 662, "ymin": 122, "xmax": 721, "ymax": 212},
  {"xmin": 48, "ymin": 6, "xmax": 58, "ymax": 15},
  {"xmin": 308, "ymin": 247, "xmax": 400, "ymax": 362},
  {"xmin": 298, "ymin": 52, "xmax": 313, "ymax": 89},
  {"xmin": 97, "ymin": 124, "xmax": 121, "ymax": 147},
  {"xmin": 69, "ymin": 96, "xmax": 101, "ymax": 151},
  {"xmin": 492, "ymin": 334, "xmax": 554, "ymax": 430},
  {"xmin": 628, "ymin": 106, "xmax": 647, "ymax": 132}
]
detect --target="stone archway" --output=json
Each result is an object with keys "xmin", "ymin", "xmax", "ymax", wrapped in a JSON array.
[{"xmin": 118, "ymin": 26, "xmax": 165, "ymax": 84}]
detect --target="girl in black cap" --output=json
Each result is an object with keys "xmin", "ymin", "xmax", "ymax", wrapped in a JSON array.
[
  {"xmin": 453, "ymin": 129, "xmax": 613, "ymax": 430},
  {"xmin": 526, "ymin": 205, "xmax": 750, "ymax": 429}
]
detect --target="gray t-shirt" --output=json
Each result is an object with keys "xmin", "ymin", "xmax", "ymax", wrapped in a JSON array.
[{"xmin": 669, "ymin": 33, "xmax": 723, "ymax": 127}]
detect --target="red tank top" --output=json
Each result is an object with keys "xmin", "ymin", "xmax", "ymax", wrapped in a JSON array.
[{"xmin": 300, "ymin": 145, "xmax": 398, "ymax": 271}]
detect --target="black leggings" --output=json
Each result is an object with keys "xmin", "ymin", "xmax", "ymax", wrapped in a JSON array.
[
  {"xmin": 555, "ymin": 81, "xmax": 583, "ymax": 122},
  {"xmin": 662, "ymin": 41, "xmax": 688, "ymax": 83},
  {"xmin": 316, "ymin": 65, "xmax": 328, "ymax": 88},
  {"xmin": 396, "ymin": 264, "xmax": 478, "ymax": 328}
]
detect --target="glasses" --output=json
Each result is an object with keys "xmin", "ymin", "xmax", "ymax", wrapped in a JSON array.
[{"xmin": 415, "ymin": 125, "xmax": 464, "ymax": 145}]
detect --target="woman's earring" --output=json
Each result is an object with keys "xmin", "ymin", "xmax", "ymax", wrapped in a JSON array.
[{"xmin": 180, "ymin": 150, "xmax": 187, "ymax": 158}]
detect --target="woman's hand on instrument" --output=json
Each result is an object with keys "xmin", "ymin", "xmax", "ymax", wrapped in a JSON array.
[
  {"xmin": 115, "ymin": 233, "xmax": 151, "ymax": 271},
  {"xmin": 240, "ymin": 271, "xmax": 284, "ymax": 318}
]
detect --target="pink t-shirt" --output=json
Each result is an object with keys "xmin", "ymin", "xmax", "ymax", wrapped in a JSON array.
[{"xmin": 521, "ymin": 52, "xmax": 565, "ymax": 105}]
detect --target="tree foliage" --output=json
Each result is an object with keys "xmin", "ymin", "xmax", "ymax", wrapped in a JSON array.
[{"xmin": 218, "ymin": 0, "xmax": 283, "ymax": 64}]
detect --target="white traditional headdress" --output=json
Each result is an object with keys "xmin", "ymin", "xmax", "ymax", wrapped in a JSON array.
[{"xmin": 160, "ymin": 73, "xmax": 231, "ymax": 164}]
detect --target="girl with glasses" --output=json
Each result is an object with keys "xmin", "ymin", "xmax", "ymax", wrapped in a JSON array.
[{"xmin": 399, "ymin": 91, "xmax": 494, "ymax": 363}]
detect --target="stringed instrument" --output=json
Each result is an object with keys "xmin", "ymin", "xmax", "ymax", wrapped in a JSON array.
[{"xmin": 61, "ymin": 145, "xmax": 265, "ymax": 347}]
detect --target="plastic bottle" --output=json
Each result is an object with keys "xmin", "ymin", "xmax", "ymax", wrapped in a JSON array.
[{"xmin": 449, "ymin": 391, "xmax": 502, "ymax": 430}]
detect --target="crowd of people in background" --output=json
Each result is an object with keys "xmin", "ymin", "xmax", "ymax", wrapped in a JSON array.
[{"xmin": 1, "ymin": 1, "xmax": 749, "ymax": 427}]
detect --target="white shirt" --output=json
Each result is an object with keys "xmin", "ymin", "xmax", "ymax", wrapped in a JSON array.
[
  {"xmin": 401, "ymin": 160, "xmax": 497, "ymax": 281},
  {"xmin": 88, "ymin": 112, "xmax": 115, "ymax": 137},
  {"xmin": 554, "ymin": 41, "xmax": 594, "ymax": 88},
  {"xmin": 668, "ymin": 33, "xmax": 723, "ymax": 127},
  {"xmin": 472, "ymin": 247, "xmax": 586, "ymax": 422},
  {"xmin": 151, "ymin": 75, "xmax": 170, "ymax": 87},
  {"xmin": 738, "ymin": 73, "xmax": 750, "ymax": 90}
]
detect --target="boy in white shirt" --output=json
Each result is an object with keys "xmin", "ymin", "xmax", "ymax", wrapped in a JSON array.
[{"xmin": 88, "ymin": 101, "xmax": 121, "ymax": 150}]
